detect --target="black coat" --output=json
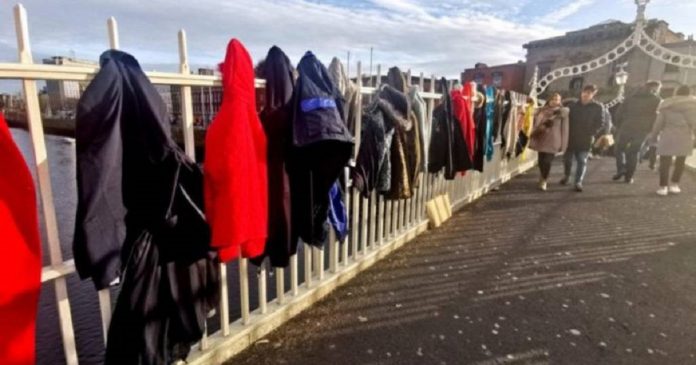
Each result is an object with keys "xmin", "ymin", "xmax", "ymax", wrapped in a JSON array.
[
  {"xmin": 567, "ymin": 100, "xmax": 607, "ymax": 151},
  {"xmin": 472, "ymin": 84, "xmax": 487, "ymax": 172},
  {"xmin": 289, "ymin": 51, "xmax": 353, "ymax": 247},
  {"xmin": 252, "ymin": 46, "xmax": 295, "ymax": 268},
  {"xmin": 615, "ymin": 90, "xmax": 662, "ymax": 140},
  {"xmin": 427, "ymin": 78, "xmax": 471, "ymax": 179},
  {"xmin": 74, "ymin": 50, "xmax": 219, "ymax": 364}
]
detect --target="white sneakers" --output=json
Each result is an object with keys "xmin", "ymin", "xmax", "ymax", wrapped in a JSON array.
[
  {"xmin": 539, "ymin": 180, "xmax": 548, "ymax": 191},
  {"xmin": 657, "ymin": 185, "xmax": 681, "ymax": 196}
]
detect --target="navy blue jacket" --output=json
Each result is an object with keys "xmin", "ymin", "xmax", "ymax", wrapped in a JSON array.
[{"xmin": 289, "ymin": 52, "xmax": 353, "ymax": 246}]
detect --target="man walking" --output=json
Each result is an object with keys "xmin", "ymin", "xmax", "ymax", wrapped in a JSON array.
[
  {"xmin": 612, "ymin": 81, "xmax": 662, "ymax": 183},
  {"xmin": 561, "ymin": 84, "xmax": 608, "ymax": 192}
]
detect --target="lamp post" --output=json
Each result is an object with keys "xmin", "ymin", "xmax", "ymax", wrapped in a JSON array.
[{"xmin": 615, "ymin": 63, "xmax": 629, "ymax": 101}]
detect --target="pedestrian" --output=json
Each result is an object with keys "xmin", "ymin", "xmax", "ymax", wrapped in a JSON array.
[
  {"xmin": 561, "ymin": 84, "xmax": 610, "ymax": 192},
  {"xmin": 648, "ymin": 85, "xmax": 696, "ymax": 196},
  {"xmin": 612, "ymin": 81, "xmax": 662, "ymax": 184},
  {"xmin": 529, "ymin": 93, "xmax": 569, "ymax": 191}
]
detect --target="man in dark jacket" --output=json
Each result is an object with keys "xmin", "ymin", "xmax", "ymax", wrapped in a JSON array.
[
  {"xmin": 561, "ymin": 84, "xmax": 608, "ymax": 191},
  {"xmin": 612, "ymin": 81, "xmax": 662, "ymax": 183}
]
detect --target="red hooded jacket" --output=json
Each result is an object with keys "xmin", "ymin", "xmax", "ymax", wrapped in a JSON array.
[
  {"xmin": 451, "ymin": 84, "xmax": 477, "ymax": 161},
  {"xmin": 0, "ymin": 113, "xmax": 42, "ymax": 365},
  {"xmin": 204, "ymin": 39, "xmax": 268, "ymax": 262}
]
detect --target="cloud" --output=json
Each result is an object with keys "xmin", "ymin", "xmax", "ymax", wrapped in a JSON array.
[
  {"xmin": 539, "ymin": 0, "xmax": 597, "ymax": 25},
  {"xmin": 0, "ymin": 0, "xmax": 561, "ymax": 82}
]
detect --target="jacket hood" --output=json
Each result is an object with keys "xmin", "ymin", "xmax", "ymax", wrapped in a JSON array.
[
  {"xmin": 220, "ymin": 39, "xmax": 255, "ymax": 100},
  {"xmin": 99, "ymin": 49, "xmax": 140, "ymax": 68},
  {"xmin": 659, "ymin": 95, "xmax": 696, "ymax": 111},
  {"xmin": 386, "ymin": 67, "xmax": 408, "ymax": 93},
  {"xmin": 261, "ymin": 46, "xmax": 295, "ymax": 111},
  {"xmin": 328, "ymin": 58, "xmax": 356, "ymax": 98},
  {"xmin": 376, "ymin": 85, "xmax": 412, "ymax": 131},
  {"xmin": 297, "ymin": 51, "xmax": 337, "ymax": 97}
]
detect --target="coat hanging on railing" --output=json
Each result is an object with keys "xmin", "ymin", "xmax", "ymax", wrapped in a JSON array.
[
  {"xmin": 0, "ymin": 112, "xmax": 42, "ymax": 365},
  {"xmin": 328, "ymin": 57, "xmax": 359, "ymax": 136},
  {"xmin": 289, "ymin": 51, "xmax": 353, "ymax": 246},
  {"xmin": 473, "ymin": 85, "xmax": 487, "ymax": 172},
  {"xmin": 251, "ymin": 45, "xmax": 295, "ymax": 268},
  {"xmin": 428, "ymin": 78, "xmax": 471, "ymax": 180},
  {"xmin": 451, "ymin": 84, "xmax": 476, "ymax": 169},
  {"xmin": 499, "ymin": 90, "xmax": 512, "ymax": 155},
  {"xmin": 204, "ymin": 39, "xmax": 269, "ymax": 262},
  {"xmin": 74, "ymin": 49, "xmax": 219, "ymax": 365},
  {"xmin": 484, "ymin": 85, "xmax": 496, "ymax": 161}
]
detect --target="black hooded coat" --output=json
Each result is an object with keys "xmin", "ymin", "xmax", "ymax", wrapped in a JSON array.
[{"xmin": 73, "ymin": 50, "xmax": 219, "ymax": 365}]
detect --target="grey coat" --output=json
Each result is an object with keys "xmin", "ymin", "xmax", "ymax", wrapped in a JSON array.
[
  {"xmin": 650, "ymin": 96, "xmax": 696, "ymax": 157},
  {"xmin": 528, "ymin": 106, "xmax": 570, "ymax": 154}
]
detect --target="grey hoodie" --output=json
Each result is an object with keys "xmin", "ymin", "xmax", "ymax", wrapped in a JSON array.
[{"xmin": 650, "ymin": 95, "xmax": 696, "ymax": 157}]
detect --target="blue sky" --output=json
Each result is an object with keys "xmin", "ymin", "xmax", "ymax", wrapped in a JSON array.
[{"xmin": 1, "ymin": 0, "xmax": 695, "ymax": 93}]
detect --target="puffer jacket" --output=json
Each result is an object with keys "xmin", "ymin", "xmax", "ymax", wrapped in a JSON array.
[{"xmin": 650, "ymin": 95, "xmax": 696, "ymax": 157}]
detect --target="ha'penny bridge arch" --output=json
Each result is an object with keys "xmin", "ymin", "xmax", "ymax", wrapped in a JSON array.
[{"xmin": 530, "ymin": 0, "xmax": 696, "ymax": 108}]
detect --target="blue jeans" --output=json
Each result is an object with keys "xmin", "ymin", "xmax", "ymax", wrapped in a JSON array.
[
  {"xmin": 615, "ymin": 135, "xmax": 643, "ymax": 179},
  {"xmin": 563, "ymin": 150, "xmax": 590, "ymax": 184}
]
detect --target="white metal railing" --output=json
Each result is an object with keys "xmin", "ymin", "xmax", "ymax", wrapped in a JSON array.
[{"xmin": 1, "ymin": 3, "xmax": 536, "ymax": 365}]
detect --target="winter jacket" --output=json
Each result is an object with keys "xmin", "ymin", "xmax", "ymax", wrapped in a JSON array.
[
  {"xmin": 500, "ymin": 90, "xmax": 512, "ymax": 153},
  {"xmin": 484, "ymin": 86, "xmax": 496, "ymax": 161},
  {"xmin": 328, "ymin": 58, "xmax": 359, "ymax": 135},
  {"xmin": 529, "ymin": 105, "xmax": 570, "ymax": 154},
  {"xmin": 650, "ymin": 96, "xmax": 696, "ymax": 157},
  {"xmin": 567, "ymin": 100, "xmax": 606, "ymax": 152},
  {"xmin": 352, "ymin": 95, "xmax": 394, "ymax": 197},
  {"xmin": 615, "ymin": 90, "xmax": 662, "ymax": 140},
  {"xmin": 253, "ymin": 46, "xmax": 295, "ymax": 268},
  {"xmin": 451, "ymin": 84, "xmax": 476, "ymax": 163},
  {"xmin": 408, "ymin": 86, "xmax": 428, "ymax": 174},
  {"xmin": 74, "ymin": 49, "xmax": 219, "ymax": 364},
  {"xmin": 0, "ymin": 113, "xmax": 41, "ymax": 365},
  {"xmin": 384, "ymin": 67, "xmax": 422, "ymax": 197},
  {"xmin": 290, "ymin": 51, "xmax": 353, "ymax": 246},
  {"xmin": 473, "ymin": 85, "xmax": 488, "ymax": 171},
  {"xmin": 205, "ymin": 39, "xmax": 268, "ymax": 262},
  {"xmin": 428, "ymin": 78, "xmax": 472, "ymax": 179}
]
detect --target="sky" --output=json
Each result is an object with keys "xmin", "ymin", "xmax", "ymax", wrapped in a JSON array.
[{"xmin": 1, "ymin": 0, "xmax": 695, "ymax": 93}]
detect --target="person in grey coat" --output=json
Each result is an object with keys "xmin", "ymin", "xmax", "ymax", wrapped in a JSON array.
[
  {"xmin": 648, "ymin": 85, "xmax": 696, "ymax": 196},
  {"xmin": 529, "ymin": 93, "xmax": 569, "ymax": 191}
]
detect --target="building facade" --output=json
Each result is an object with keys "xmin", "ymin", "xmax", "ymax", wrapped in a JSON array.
[
  {"xmin": 191, "ymin": 68, "xmax": 222, "ymax": 127},
  {"xmin": 523, "ymin": 20, "xmax": 692, "ymax": 98},
  {"xmin": 461, "ymin": 62, "xmax": 527, "ymax": 92},
  {"xmin": 42, "ymin": 56, "xmax": 96, "ymax": 115}
]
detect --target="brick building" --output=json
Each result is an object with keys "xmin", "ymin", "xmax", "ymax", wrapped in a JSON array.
[{"xmin": 461, "ymin": 61, "xmax": 527, "ymax": 92}]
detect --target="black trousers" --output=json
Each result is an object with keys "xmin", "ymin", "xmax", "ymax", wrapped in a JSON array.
[
  {"xmin": 538, "ymin": 152, "xmax": 555, "ymax": 180},
  {"xmin": 659, "ymin": 156, "xmax": 687, "ymax": 187}
]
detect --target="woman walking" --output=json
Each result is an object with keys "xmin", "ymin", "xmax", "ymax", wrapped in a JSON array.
[
  {"xmin": 529, "ymin": 93, "xmax": 569, "ymax": 191},
  {"xmin": 649, "ymin": 85, "xmax": 696, "ymax": 196}
]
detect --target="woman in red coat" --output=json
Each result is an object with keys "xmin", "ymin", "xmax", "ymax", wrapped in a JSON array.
[
  {"xmin": 204, "ymin": 39, "xmax": 268, "ymax": 262},
  {"xmin": 0, "ymin": 110, "xmax": 42, "ymax": 365}
]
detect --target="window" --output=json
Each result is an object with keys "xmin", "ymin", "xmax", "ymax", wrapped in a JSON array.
[
  {"xmin": 473, "ymin": 72, "xmax": 485, "ymax": 85},
  {"xmin": 665, "ymin": 64, "xmax": 679, "ymax": 74},
  {"xmin": 537, "ymin": 61, "xmax": 553, "ymax": 78},
  {"xmin": 492, "ymin": 72, "xmax": 504, "ymax": 87},
  {"xmin": 570, "ymin": 77, "xmax": 584, "ymax": 92}
]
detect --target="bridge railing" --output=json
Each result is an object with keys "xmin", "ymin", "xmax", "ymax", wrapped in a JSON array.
[{"xmin": 0, "ymin": 4, "xmax": 536, "ymax": 364}]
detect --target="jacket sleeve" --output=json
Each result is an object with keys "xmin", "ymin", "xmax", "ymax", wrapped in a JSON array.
[
  {"xmin": 561, "ymin": 108, "xmax": 570, "ymax": 152},
  {"xmin": 73, "ymin": 61, "xmax": 127, "ymax": 289},
  {"xmin": 649, "ymin": 111, "xmax": 666, "ymax": 141}
]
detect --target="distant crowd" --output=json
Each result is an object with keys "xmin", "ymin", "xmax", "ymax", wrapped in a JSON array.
[{"xmin": 528, "ymin": 81, "xmax": 696, "ymax": 195}]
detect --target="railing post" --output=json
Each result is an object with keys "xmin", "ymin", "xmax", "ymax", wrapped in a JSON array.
[
  {"xmin": 178, "ymin": 29, "xmax": 196, "ymax": 159},
  {"xmin": 14, "ymin": 5, "xmax": 78, "ymax": 365}
]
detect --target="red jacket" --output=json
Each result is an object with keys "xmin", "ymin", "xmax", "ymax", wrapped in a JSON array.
[
  {"xmin": 0, "ymin": 113, "xmax": 41, "ymax": 365},
  {"xmin": 451, "ymin": 84, "xmax": 477, "ymax": 166},
  {"xmin": 204, "ymin": 39, "xmax": 268, "ymax": 262}
]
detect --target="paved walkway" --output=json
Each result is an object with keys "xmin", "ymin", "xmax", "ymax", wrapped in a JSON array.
[{"xmin": 227, "ymin": 157, "xmax": 696, "ymax": 365}]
